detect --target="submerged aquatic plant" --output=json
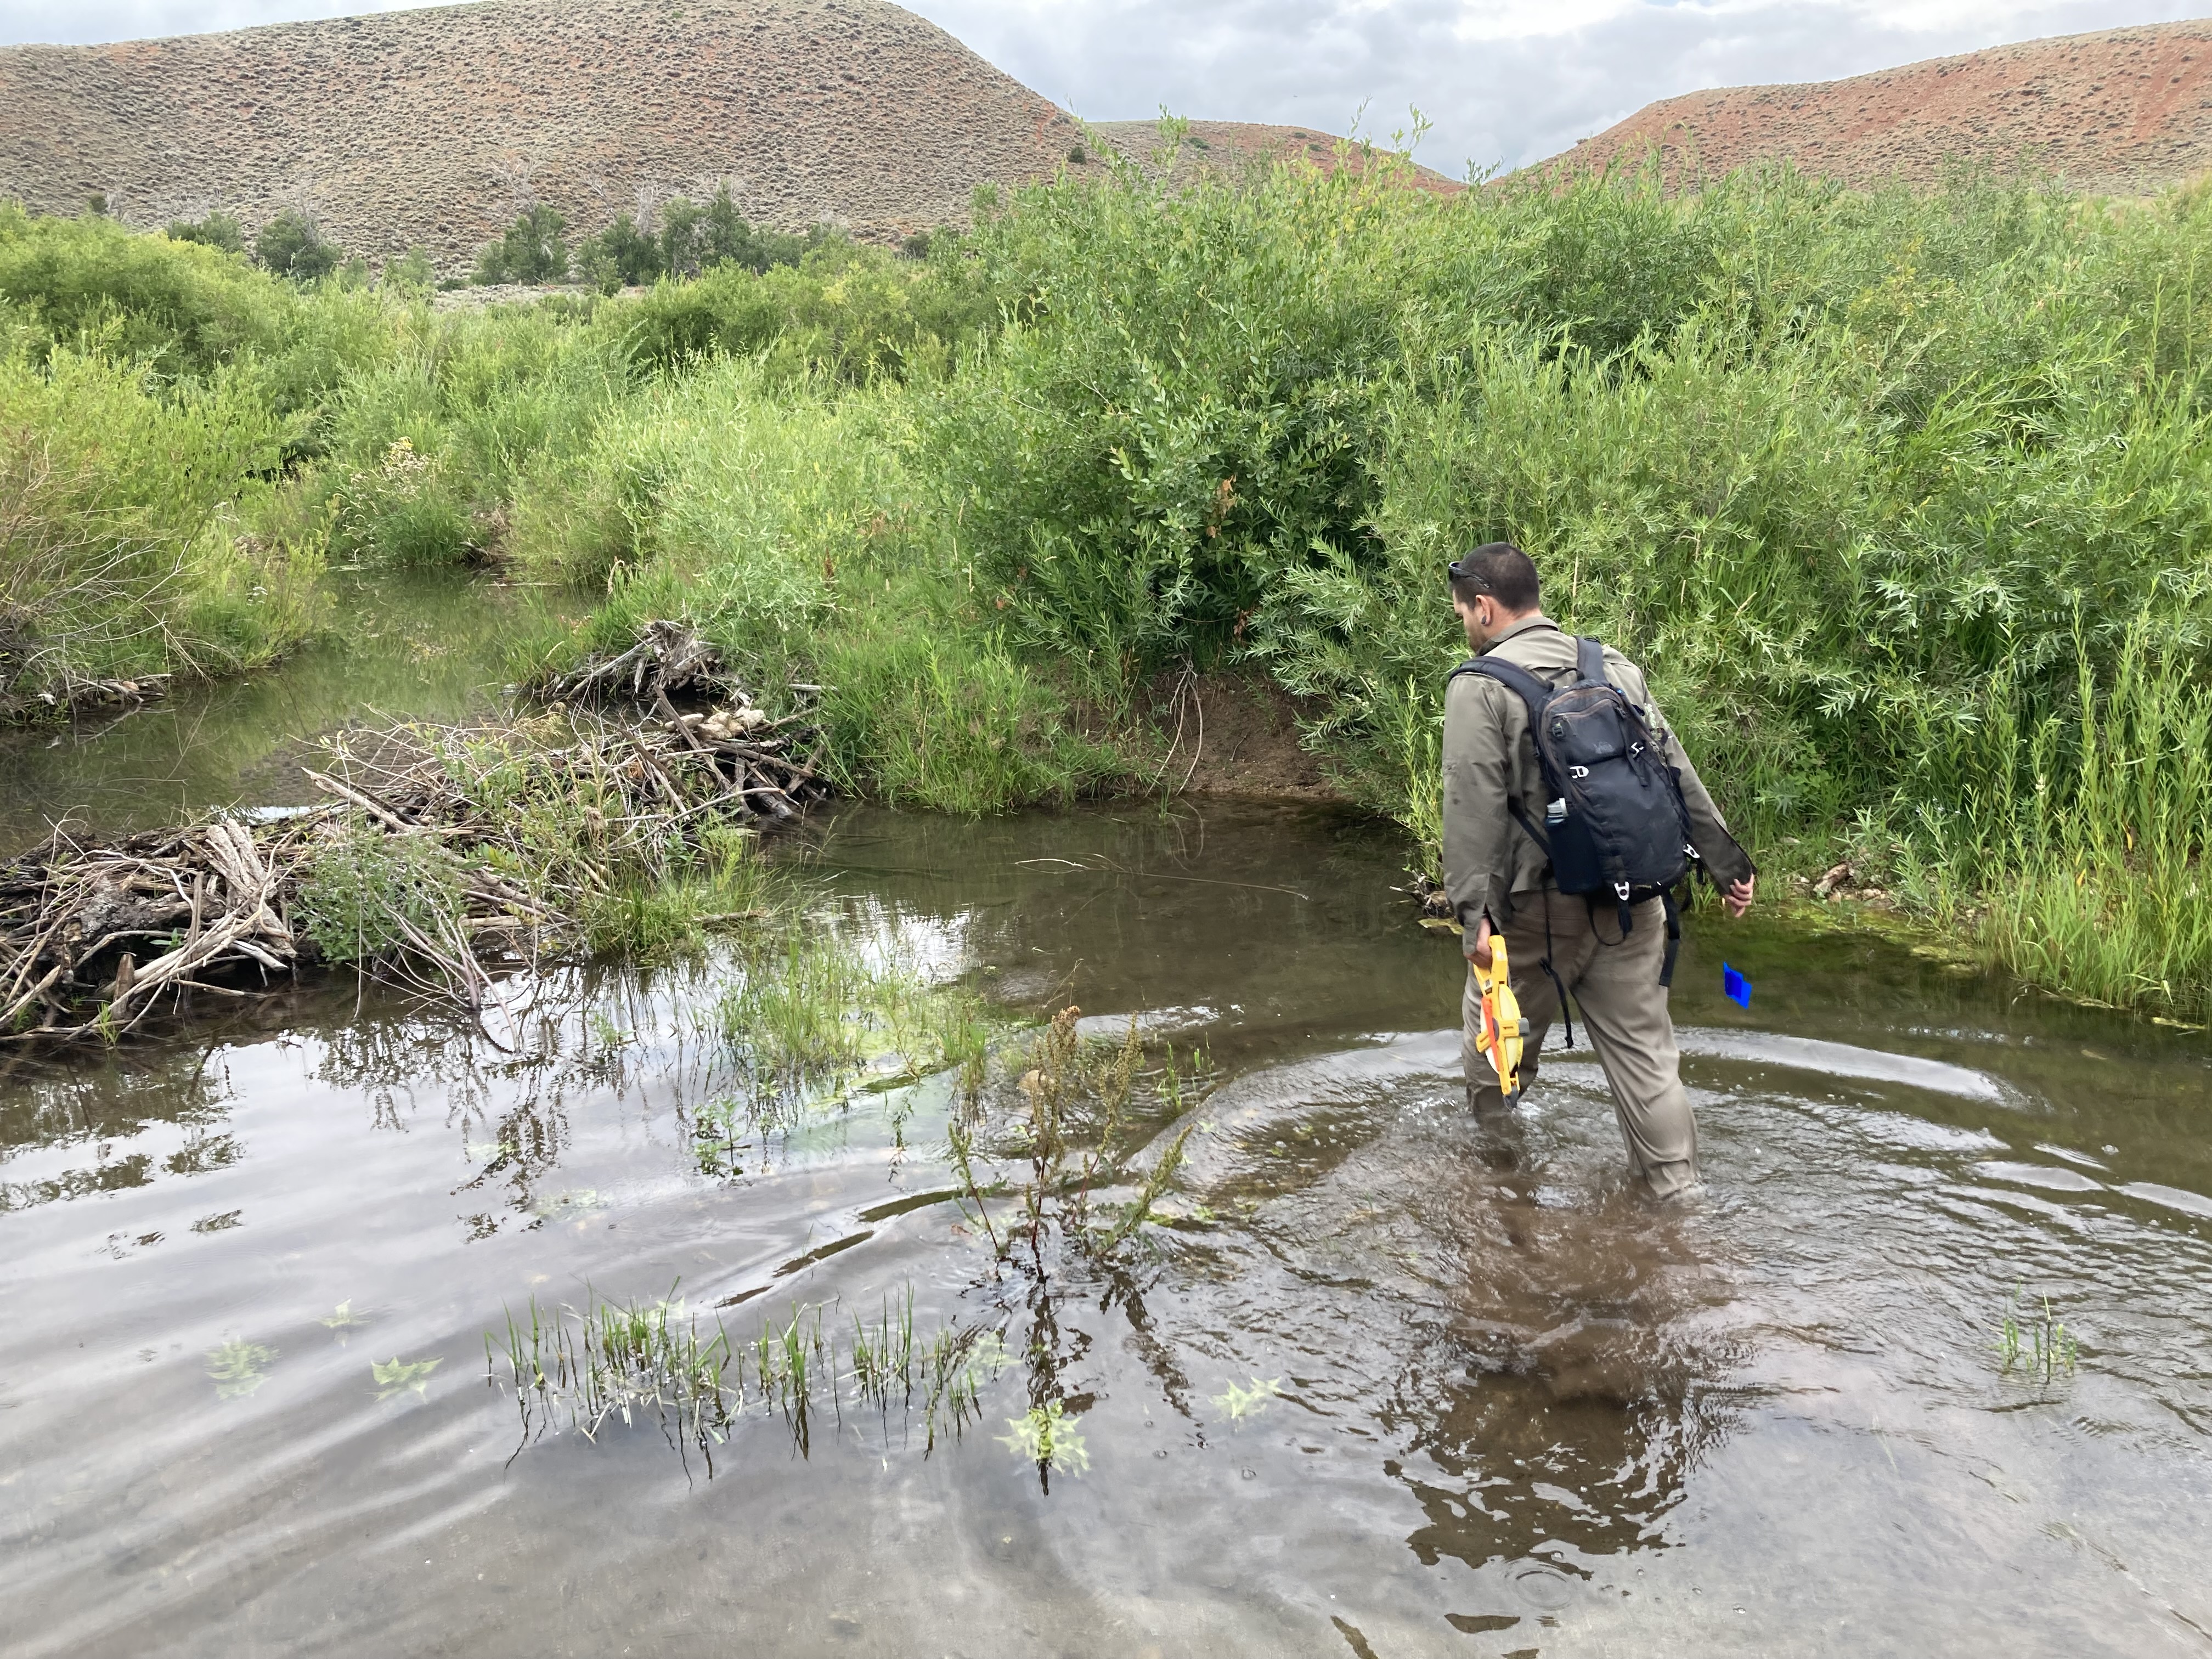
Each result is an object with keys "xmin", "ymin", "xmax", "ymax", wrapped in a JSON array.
[
  {"xmin": 1211, "ymin": 1376, "xmax": 1283, "ymax": 1424},
  {"xmin": 205, "ymin": 1336, "xmax": 277, "ymax": 1399},
  {"xmin": 528, "ymin": 1188, "xmax": 604, "ymax": 1226},
  {"xmin": 998, "ymin": 1400, "xmax": 1089, "ymax": 1476},
  {"xmin": 371, "ymin": 1355, "xmax": 442, "ymax": 1401},
  {"xmin": 318, "ymin": 1300, "xmax": 366, "ymax": 1330}
]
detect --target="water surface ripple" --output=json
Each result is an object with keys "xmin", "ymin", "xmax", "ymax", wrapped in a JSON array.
[{"xmin": 4, "ymin": 803, "xmax": 2211, "ymax": 1657}]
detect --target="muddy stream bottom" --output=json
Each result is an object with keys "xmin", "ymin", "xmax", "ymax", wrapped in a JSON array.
[{"xmin": 5, "ymin": 801, "xmax": 2212, "ymax": 1658}]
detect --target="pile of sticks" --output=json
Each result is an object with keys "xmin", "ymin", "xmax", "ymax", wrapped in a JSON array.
[
  {"xmin": 1, "ymin": 624, "xmax": 831, "ymax": 1045},
  {"xmin": 538, "ymin": 618, "xmax": 751, "ymax": 707},
  {"xmin": 1, "ymin": 817, "xmax": 311, "ymax": 1041}
]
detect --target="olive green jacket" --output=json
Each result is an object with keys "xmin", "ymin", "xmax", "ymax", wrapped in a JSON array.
[{"xmin": 1442, "ymin": 614, "xmax": 1752, "ymax": 932}]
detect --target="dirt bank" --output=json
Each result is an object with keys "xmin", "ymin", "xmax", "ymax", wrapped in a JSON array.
[{"xmin": 1151, "ymin": 672, "xmax": 1342, "ymax": 802}]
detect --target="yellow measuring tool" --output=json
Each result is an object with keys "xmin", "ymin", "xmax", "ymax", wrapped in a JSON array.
[{"xmin": 1471, "ymin": 934, "xmax": 1525, "ymax": 1102}]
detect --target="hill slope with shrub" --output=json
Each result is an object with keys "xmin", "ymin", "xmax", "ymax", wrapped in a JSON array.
[
  {"xmin": 0, "ymin": 0, "xmax": 1087, "ymax": 272},
  {"xmin": 1545, "ymin": 19, "xmax": 2212, "ymax": 195}
]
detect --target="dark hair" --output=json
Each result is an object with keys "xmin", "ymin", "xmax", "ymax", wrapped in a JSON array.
[{"xmin": 1449, "ymin": 542, "xmax": 1541, "ymax": 613}]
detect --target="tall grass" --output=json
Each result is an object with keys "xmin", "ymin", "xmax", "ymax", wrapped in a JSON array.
[
  {"xmin": 500, "ymin": 358, "xmax": 1137, "ymax": 810},
  {"xmin": 1982, "ymin": 616, "xmax": 2212, "ymax": 1022}
]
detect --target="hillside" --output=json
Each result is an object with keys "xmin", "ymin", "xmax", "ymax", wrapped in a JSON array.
[
  {"xmin": 0, "ymin": 0, "xmax": 1088, "ymax": 270},
  {"xmin": 1545, "ymin": 18, "xmax": 2212, "ymax": 196}
]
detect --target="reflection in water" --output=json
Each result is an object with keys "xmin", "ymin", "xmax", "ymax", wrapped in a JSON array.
[
  {"xmin": 0, "ymin": 1043, "xmax": 239, "ymax": 1212},
  {"xmin": 0, "ymin": 568, "xmax": 543, "ymax": 855},
  {"xmin": 305, "ymin": 967, "xmax": 740, "ymax": 1242},
  {"xmin": 4, "ymin": 802, "xmax": 2212, "ymax": 1658},
  {"xmin": 1398, "ymin": 1168, "xmax": 1743, "ymax": 1579}
]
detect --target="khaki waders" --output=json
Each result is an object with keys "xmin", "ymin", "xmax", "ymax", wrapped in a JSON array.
[{"xmin": 1461, "ymin": 889, "xmax": 1701, "ymax": 1200}]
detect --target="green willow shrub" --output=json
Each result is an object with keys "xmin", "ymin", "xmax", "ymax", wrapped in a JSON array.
[
  {"xmin": 324, "ymin": 303, "xmax": 633, "ymax": 565},
  {"xmin": 659, "ymin": 185, "xmax": 820, "ymax": 280},
  {"xmin": 166, "ymin": 211, "xmax": 247, "ymax": 256},
  {"xmin": 0, "ymin": 345, "xmax": 324, "ymax": 704},
  {"xmin": 576, "ymin": 213, "xmax": 663, "ymax": 294},
  {"xmin": 0, "ymin": 202, "xmax": 288, "ymax": 374},
  {"xmin": 475, "ymin": 205, "xmax": 571, "ymax": 285},
  {"xmin": 620, "ymin": 239, "xmax": 995, "ymax": 380},
  {"xmin": 255, "ymin": 209, "xmax": 342, "ymax": 281}
]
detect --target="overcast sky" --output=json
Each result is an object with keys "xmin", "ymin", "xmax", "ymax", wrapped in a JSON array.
[{"xmin": 2, "ymin": 0, "xmax": 2202, "ymax": 176}]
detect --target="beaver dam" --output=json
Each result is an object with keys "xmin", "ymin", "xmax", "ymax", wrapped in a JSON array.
[{"xmin": 0, "ymin": 623, "xmax": 831, "ymax": 1043}]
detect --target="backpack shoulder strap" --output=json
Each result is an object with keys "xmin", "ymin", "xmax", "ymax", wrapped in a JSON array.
[
  {"xmin": 1573, "ymin": 636, "xmax": 1607, "ymax": 687},
  {"xmin": 1448, "ymin": 657, "xmax": 1558, "ymax": 859},
  {"xmin": 1450, "ymin": 655, "xmax": 1554, "ymax": 724}
]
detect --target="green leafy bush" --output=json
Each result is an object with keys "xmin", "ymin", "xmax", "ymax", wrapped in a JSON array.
[
  {"xmin": 294, "ymin": 826, "xmax": 471, "ymax": 964},
  {"xmin": 0, "ymin": 345, "xmax": 324, "ymax": 706},
  {"xmin": 619, "ymin": 239, "xmax": 994, "ymax": 380},
  {"xmin": 0, "ymin": 202, "xmax": 287, "ymax": 375},
  {"xmin": 575, "ymin": 212, "xmax": 662, "ymax": 294},
  {"xmin": 474, "ymin": 206, "xmax": 571, "ymax": 285},
  {"xmin": 323, "ymin": 302, "xmax": 631, "ymax": 565},
  {"xmin": 255, "ymin": 209, "xmax": 342, "ymax": 281},
  {"xmin": 166, "ymin": 211, "xmax": 246, "ymax": 255},
  {"xmin": 379, "ymin": 248, "xmax": 437, "ymax": 296},
  {"xmin": 659, "ymin": 185, "xmax": 820, "ymax": 279}
]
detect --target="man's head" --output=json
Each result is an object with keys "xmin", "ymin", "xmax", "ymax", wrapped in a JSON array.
[{"xmin": 1449, "ymin": 542, "xmax": 1541, "ymax": 651}]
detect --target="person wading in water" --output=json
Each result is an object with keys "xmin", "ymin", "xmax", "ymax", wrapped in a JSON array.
[{"xmin": 1442, "ymin": 542, "xmax": 1756, "ymax": 1199}]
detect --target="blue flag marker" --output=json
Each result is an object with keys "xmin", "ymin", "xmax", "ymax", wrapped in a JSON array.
[{"xmin": 1723, "ymin": 963, "xmax": 1751, "ymax": 1011}]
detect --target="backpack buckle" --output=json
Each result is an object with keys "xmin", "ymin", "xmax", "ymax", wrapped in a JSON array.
[{"xmin": 1613, "ymin": 881, "xmax": 1632, "ymax": 902}]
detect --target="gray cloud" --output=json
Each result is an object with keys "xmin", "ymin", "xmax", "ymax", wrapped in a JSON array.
[{"xmin": 2, "ymin": 0, "xmax": 2203, "ymax": 175}]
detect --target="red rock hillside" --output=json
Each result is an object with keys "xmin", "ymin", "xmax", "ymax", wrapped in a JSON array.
[{"xmin": 1543, "ymin": 19, "xmax": 2212, "ymax": 195}]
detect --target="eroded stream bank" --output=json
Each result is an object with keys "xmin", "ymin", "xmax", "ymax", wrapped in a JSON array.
[{"xmin": 4, "ymin": 791, "xmax": 2212, "ymax": 1658}]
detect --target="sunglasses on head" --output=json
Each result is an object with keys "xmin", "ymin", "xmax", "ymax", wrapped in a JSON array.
[{"xmin": 1446, "ymin": 558, "xmax": 1493, "ymax": 592}]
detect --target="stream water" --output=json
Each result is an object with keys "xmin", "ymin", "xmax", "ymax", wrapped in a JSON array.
[
  {"xmin": 0, "ymin": 568, "xmax": 531, "ymax": 857},
  {"xmin": 5, "ymin": 583, "xmax": 2212, "ymax": 1658}
]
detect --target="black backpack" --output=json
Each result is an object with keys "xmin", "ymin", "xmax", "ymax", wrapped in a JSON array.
[{"xmin": 1452, "ymin": 637, "xmax": 1696, "ymax": 985}]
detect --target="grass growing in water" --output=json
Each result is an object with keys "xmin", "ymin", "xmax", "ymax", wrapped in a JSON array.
[
  {"xmin": 1996, "ymin": 1286, "xmax": 2080, "ymax": 1385},
  {"xmin": 949, "ymin": 1007, "xmax": 1209, "ymax": 1272},
  {"xmin": 488, "ymin": 1285, "xmax": 1006, "ymax": 1470}
]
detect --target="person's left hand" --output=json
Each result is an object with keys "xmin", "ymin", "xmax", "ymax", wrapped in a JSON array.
[
  {"xmin": 1723, "ymin": 875, "xmax": 1756, "ymax": 919},
  {"xmin": 1466, "ymin": 915, "xmax": 1494, "ymax": 970}
]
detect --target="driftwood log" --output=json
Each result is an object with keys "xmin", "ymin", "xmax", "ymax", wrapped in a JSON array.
[{"xmin": 1, "ymin": 624, "xmax": 830, "ymax": 1046}]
